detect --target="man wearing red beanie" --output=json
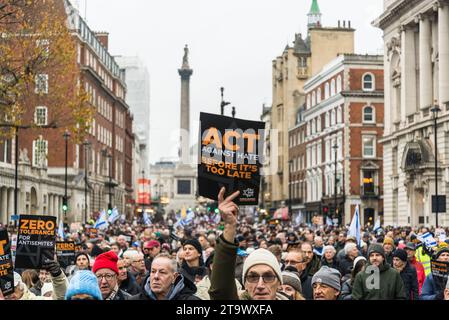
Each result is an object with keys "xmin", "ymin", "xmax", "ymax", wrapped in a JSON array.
[{"xmin": 93, "ymin": 251, "xmax": 133, "ymax": 300}]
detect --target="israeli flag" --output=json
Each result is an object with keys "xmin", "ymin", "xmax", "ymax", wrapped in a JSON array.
[
  {"xmin": 373, "ymin": 217, "xmax": 381, "ymax": 231},
  {"xmin": 174, "ymin": 209, "xmax": 195, "ymax": 228},
  {"xmin": 94, "ymin": 210, "xmax": 109, "ymax": 230},
  {"xmin": 348, "ymin": 204, "xmax": 361, "ymax": 246},
  {"xmin": 143, "ymin": 211, "xmax": 152, "ymax": 226},
  {"xmin": 108, "ymin": 207, "xmax": 120, "ymax": 224},
  {"xmin": 418, "ymin": 232, "xmax": 437, "ymax": 248},
  {"xmin": 58, "ymin": 220, "xmax": 65, "ymax": 240}
]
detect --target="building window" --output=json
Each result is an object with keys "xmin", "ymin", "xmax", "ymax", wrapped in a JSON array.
[
  {"xmin": 362, "ymin": 73, "xmax": 375, "ymax": 91},
  {"xmin": 331, "ymin": 79, "xmax": 336, "ymax": 96},
  {"xmin": 363, "ymin": 106, "xmax": 375, "ymax": 123},
  {"xmin": 363, "ymin": 136, "xmax": 376, "ymax": 158},
  {"xmin": 177, "ymin": 180, "xmax": 191, "ymax": 195},
  {"xmin": 35, "ymin": 74, "xmax": 48, "ymax": 94},
  {"xmin": 317, "ymin": 88, "xmax": 322, "ymax": 103},
  {"xmin": 325, "ymin": 82, "xmax": 330, "ymax": 99},
  {"xmin": 34, "ymin": 106, "xmax": 48, "ymax": 126},
  {"xmin": 312, "ymin": 92, "xmax": 316, "ymax": 106},
  {"xmin": 33, "ymin": 138, "xmax": 48, "ymax": 167},
  {"xmin": 307, "ymin": 95, "xmax": 311, "ymax": 109},
  {"xmin": 337, "ymin": 75, "xmax": 342, "ymax": 92}
]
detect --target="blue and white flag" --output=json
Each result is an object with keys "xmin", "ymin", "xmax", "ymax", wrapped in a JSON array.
[
  {"xmin": 373, "ymin": 217, "xmax": 381, "ymax": 231},
  {"xmin": 108, "ymin": 207, "xmax": 120, "ymax": 224},
  {"xmin": 348, "ymin": 204, "xmax": 361, "ymax": 246},
  {"xmin": 326, "ymin": 216, "xmax": 333, "ymax": 226},
  {"xmin": 94, "ymin": 210, "xmax": 109, "ymax": 230},
  {"xmin": 58, "ymin": 220, "xmax": 65, "ymax": 240},
  {"xmin": 174, "ymin": 209, "xmax": 195, "ymax": 228},
  {"xmin": 418, "ymin": 232, "xmax": 438, "ymax": 248},
  {"xmin": 143, "ymin": 211, "xmax": 152, "ymax": 226}
]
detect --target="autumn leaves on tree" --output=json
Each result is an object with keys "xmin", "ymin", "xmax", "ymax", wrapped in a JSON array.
[{"xmin": 0, "ymin": 0, "xmax": 94, "ymax": 143}]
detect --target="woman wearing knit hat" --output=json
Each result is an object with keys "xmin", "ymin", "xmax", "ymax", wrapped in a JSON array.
[
  {"xmin": 209, "ymin": 188, "xmax": 288, "ymax": 300},
  {"xmin": 65, "ymin": 270, "xmax": 102, "ymax": 300},
  {"xmin": 392, "ymin": 249, "xmax": 419, "ymax": 300},
  {"xmin": 280, "ymin": 270, "xmax": 305, "ymax": 300}
]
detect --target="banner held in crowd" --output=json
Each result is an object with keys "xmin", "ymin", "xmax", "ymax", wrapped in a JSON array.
[
  {"xmin": 15, "ymin": 215, "xmax": 57, "ymax": 269},
  {"xmin": 198, "ymin": 112, "xmax": 265, "ymax": 205},
  {"xmin": 0, "ymin": 229, "xmax": 14, "ymax": 296},
  {"xmin": 56, "ymin": 241, "xmax": 76, "ymax": 269}
]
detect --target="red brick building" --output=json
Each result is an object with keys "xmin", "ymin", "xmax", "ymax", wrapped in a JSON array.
[
  {"xmin": 300, "ymin": 54, "xmax": 384, "ymax": 226},
  {"xmin": 0, "ymin": 1, "xmax": 135, "ymax": 224}
]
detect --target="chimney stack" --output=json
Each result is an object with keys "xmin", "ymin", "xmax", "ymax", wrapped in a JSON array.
[{"xmin": 94, "ymin": 32, "xmax": 109, "ymax": 50}]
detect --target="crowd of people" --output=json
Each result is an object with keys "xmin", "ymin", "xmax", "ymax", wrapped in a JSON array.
[{"xmin": 1, "ymin": 188, "xmax": 449, "ymax": 301}]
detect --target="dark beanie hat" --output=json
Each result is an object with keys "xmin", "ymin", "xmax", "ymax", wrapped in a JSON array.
[
  {"xmin": 183, "ymin": 238, "xmax": 203, "ymax": 256},
  {"xmin": 75, "ymin": 251, "xmax": 90, "ymax": 263},
  {"xmin": 392, "ymin": 249, "xmax": 408, "ymax": 262},
  {"xmin": 368, "ymin": 243, "xmax": 385, "ymax": 259}
]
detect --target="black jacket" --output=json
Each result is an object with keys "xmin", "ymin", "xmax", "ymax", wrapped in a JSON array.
[
  {"xmin": 130, "ymin": 273, "xmax": 200, "ymax": 300},
  {"xmin": 339, "ymin": 278, "xmax": 353, "ymax": 300},
  {"xmin": 299, "ymin": 270, "xmax": 313, "ymax": 300},
  {"xmin": 109, "ymin": 288, "xmax": 133, "ymax": 300},
  {"xmin": 119, "ymin": 271, "xmax": 142, "ymax": 295},
  {"xmin": 399, "ymin": 262, "xmax": 419, "ymax": 300},
  {"xmin": 338, "ymin": 255, "xmax": 354, "ymax": 277},
  {"xmin": 180, "ymin": 261, "xmax": 207, "ymax": 284},
  {"xmin": 321, "ymin": 256, "xmax": 339, "ymax": 269},
  {"xmin": 144, "ymin": 256, "xmax": 153, "ymax": 272}
]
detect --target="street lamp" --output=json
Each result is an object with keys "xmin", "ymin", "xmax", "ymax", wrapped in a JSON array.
[
  {"xmin": 63, "ymin": 130, "xmax": 70, "ymax": 217},
  {"xmin": 332, "ymin": 143, "xmax": 339, "ymax": 223},
  {"xmin": 220, "ymin": 87, "xmax": 231, "ymax": 116},
  {"xmin": 83, "ymin": 140, "xmax": 91, "ymax": 224},
  {"xmin": 431, "ymin": 103, "xmax": 441, "ymax": 228},
  {"xmin": 0, "ymin": 122, "xmax": 57, "ymax": 225},
  {"xmin": 141, "ymin": 169, "xmax": 145, "ymax": 217},
  {"xmin": 102, "ymin": 149, "xmax": 113, "ymax": 215},
  {"xmin": 232, "ymin": 106, "xmax": 236, "ymax": 118},
  {"xmin": 288, "ymin": 160, "xmax": 293, "ymax": 219}
]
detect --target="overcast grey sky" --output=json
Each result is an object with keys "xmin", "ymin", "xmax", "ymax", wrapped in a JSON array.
[{"xmin": 76, "ymin": 0, "xmax": 384, "ymax": 165}]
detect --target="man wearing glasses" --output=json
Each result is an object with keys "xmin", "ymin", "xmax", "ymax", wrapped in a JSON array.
[
  {"xmin": 209, "ymin": 188, "xmax": 289, "ymax": 300},
  {"xmin": 284, "ymin": 249, "xmax": 313, "ymax": 300},
  {"xmin": 92, "ymin": 251, "xmax": 133, "ymax": 300}
]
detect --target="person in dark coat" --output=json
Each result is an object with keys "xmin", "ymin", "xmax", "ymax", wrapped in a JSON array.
[
  {"xmin": 117, "ymin": 258, "xmax": 141, "ymax": 295},
  {"xmin": 338, "ymin": 243, "xmax": 360, "ymax": 278},
  {"xmin": 284, "ymin": 249, "xmax": 313, "ymax": 299},
  {"xmin": 392, "ymin": 249, "xmax": 419, "ymax": 300},
  {"xmin": 340, "ymin": 256, "xmax": 367, "ymax": 300},
  {"xmin": 131, "ymin": 253, "xmax": 200, "ymax": 300},
  {"xmin": 180, "ymin": 238, "xmax": 207, "ymax": 284},
  {"xmin": 321, "ymin": 246, "xmax": 339, "ymax": 269}
]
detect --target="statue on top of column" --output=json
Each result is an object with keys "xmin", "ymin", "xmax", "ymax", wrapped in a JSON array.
[{"xmin": 182, "ymin": 44, "xmax": 189, "ymax": 68}]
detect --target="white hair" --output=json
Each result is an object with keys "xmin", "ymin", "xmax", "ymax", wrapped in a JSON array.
[{"xmin": 344, "ymin": 243, "xmax": 357, "ymax": 256}]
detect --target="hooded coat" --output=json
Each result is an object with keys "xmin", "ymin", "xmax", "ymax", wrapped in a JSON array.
[
  {"xmin": 130, "ymin": 273, "xmax": 200, "ymax": 300},
  {"xmin": 351, "ymin": 244, "xmax": 406, "ymax": 300}
]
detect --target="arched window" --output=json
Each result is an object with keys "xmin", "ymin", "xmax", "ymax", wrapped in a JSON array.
[
  {"xmin": 337, "ymin": 75, "xmax": 342, "ymax": 93},
  {"xmin": 312, "ymin": 91, "xmax": 316, "ymax": 106},
  {"xmin": 325, "ymin": 83, "xmax": 330, "ymax": 99},
  {"xmin": 317, "ymin": 88, "xmax": 322, "ymax": 103},
  {"xmin": 325, "ymin": 112, "xmax": 330, "ymax": 127},
  {"xmin": 363, "ymin": 73, "xmax": 375, "ymax": 91},
  {"xmin": 307, "ymin": 95, "xmax": 311, "ymax": 109},
  {"xmin": 331, "ymin": 79, "xmax": 336, "ymax": 96},
  {"xmin": 363, "ymin": 106, "xmax": 375, "ymax": 123},
  {"xmin": 331, "ymin": 109, "xmax": 336, "ymax": 125}
]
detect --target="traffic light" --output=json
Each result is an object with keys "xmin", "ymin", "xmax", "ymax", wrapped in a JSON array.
[
  {"xmin": 107, "ymin": 204, "xmax": 112, "ymax": 215},
  {"xmin": 62, "ymin": 196, "xmax": 68, "ymax": 213},
  {"xmin": 323, "ymin": 206, "xmax": 329, "ymax": 215}
]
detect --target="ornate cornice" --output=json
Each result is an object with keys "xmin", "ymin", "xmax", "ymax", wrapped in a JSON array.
[{"xmin": 374, "ymin": 0, "xmax": 431, "ymax": 30}]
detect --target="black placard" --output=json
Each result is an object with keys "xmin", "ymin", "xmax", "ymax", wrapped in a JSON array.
[
  {"xmin": 198, "ymin": 112, "xmax": 265, "ymax": 205},
  {"xmin": 15, "ymin": 215, "xmax": 56, "ymax": 269},
  {"xmin": 431, "ymin": 260, "xmax": 449, "ymax": 293},
  {"xmin": 56, "ymin": 241, "xmax": 76, "ymax": 269},
  {"xmin": 0, "ymin": 229, "xmax": 14, "ymax": 296},
  {"xmin": 432, "ymin": 195, "xmax": 446, "ymax": 213}
]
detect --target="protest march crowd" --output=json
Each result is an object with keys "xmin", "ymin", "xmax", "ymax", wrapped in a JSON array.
[{"xmin": 0, "ymin": 188, "xmax": 449, "ymax": 301}]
